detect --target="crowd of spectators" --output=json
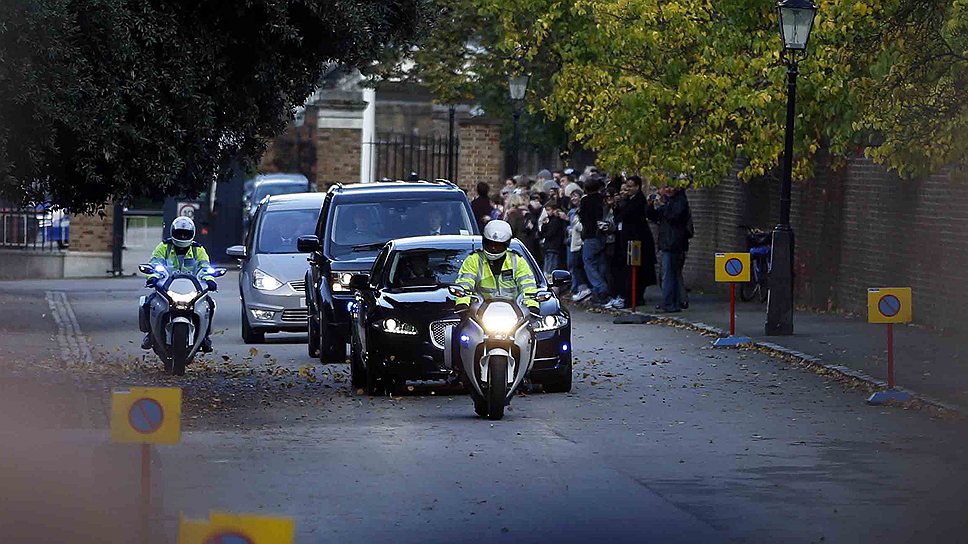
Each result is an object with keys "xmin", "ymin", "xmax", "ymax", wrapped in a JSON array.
[{"xmin": 467, "ymin": 167, "xmax": 693, "ymax": 312}]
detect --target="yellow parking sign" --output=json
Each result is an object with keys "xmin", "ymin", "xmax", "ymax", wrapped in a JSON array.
[
  {"xmin": 111, "ymin": 387, "xmax": 182, "ymax": 444},
  {"xmin": 868, "ymin": 288, "xmax": 912, "ymax": 324},
  {"xmin": 714, "ymin": 253, "xmax": 750, "ymax": 283},
  {"xmin": 627, "ymin": 240, "xmax": 642, "ymax": 267}
]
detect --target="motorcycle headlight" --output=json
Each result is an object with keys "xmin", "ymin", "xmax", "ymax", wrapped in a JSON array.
[
  {"xmin": 381, "ymin": 318, "xmax": 418, "ymax": 336},
  {"xmin": 331, "ymin": 272, "xmax": 354, "ymax": 292},
  {"xmin": 533, "ymin": 313, "xmax": 568, "ymax": 332},
  {"xmin": 253, "ymin": 269, "xmax": 283, "ymax": 291},
  {"xmin": 481, "ymin": 302, "xmax": 518, "ymax": 337}
]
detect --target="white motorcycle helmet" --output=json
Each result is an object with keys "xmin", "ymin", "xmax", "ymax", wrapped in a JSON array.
[
  {"xmin": 170, "ymin": 216, "xmax": 196, "ymax": 249},
  {"xmin": 482, "ymin": 220, "xmax": 513, "ymax": 261}
]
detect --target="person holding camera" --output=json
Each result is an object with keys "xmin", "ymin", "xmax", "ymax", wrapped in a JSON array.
[{"xmin": 647, "ymin": 185, "xmax": 692, "ymax": 313}]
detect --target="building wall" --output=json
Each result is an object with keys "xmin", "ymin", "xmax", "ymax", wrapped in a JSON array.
[
  {"xmin": 70, "ymin": 206, "xmax": 114, "ymax": 253},
  {"xmin": 682, "ymin": 154, "xmax": 967, "ymax": 332},
  {"xmin": 316, "ymin": 127, "xmax": 362, "ymax": 187},
  {"xmin": 457, "ymin": 119, "xmax": 504, "ymax": 193}
]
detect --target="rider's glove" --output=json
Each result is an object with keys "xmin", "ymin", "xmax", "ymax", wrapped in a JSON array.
[
  {"xmin": 455, "ymin": 303, "xmax": 470, "ymax": 318},
  {"xmin": 206, "ymin": 279, "xmax": 218, "ymax": 292},
  {"xmin": 145, "ymin": 277, "xmax": 158, "ymax": 288},
  {"xmin": 528, "ymin": 306, "xmax": 541, "ymax": 318}
]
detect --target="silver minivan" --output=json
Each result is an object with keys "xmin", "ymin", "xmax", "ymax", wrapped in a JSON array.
[{"xmin": 227, "ymin": 192, "xmax": 324, "ymax": 343}]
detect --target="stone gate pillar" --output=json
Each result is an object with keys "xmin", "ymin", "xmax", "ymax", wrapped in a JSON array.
[{"xmin": 315, "ymin": 92, "xmax": 366, "ymax": 187}]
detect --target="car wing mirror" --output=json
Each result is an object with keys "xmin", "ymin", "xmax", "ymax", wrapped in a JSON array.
[
  {"xmin": 550, "ymin": 270, "xmax": 572, "ymax": 288},
  {"xmin": 348, "ymin": 273, "xmax": 370, "ymax": 290},
  {"xmin": 297, "ymin": 235, "xmax": 320, "ymax": 253},
  {"xmin": 226, "ymin": 245, "xmax": 248, "ymax": 259}
]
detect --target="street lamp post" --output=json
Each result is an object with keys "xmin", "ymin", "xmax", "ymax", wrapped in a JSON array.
[
  {"xmin": 766, "ymin": 0, "xmax": 817, "ymax": 336},
  {"xmin": 507, "ymin": 73, "xmax": 530, "ymax": 177}
]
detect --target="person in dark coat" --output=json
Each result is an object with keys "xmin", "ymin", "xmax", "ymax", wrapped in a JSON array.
[
  {"xmin": 646, "ymin": 185, "xmax": 691, "ymax": 312},
  {"xmin": 611, "ymin": 176, "xmax": 657, "ymax": 309},
  {"xmin": 470, "ymin": 182, "xmax": 494, "ymax": 232}
]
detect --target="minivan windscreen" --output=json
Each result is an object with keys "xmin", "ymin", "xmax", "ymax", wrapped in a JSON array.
[
  {"xmin": 326, "ymin": 200, "xmax": 474, "ymax": 258},
  {"xmin": 257, "ymin": 209, "xmax": 320, "ymax": 254},
  {"xmin": 253, "ymin": 182, "xmax": 309, "ymax": 203}
]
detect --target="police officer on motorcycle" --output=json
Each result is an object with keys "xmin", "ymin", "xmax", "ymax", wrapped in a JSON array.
[
  {"xmin": 141, "ymin": 216, "xmax": 218, "ymax": 351},
  {"xmin": 451, "ymin": 220, "xmax": 540, "ymax": 372}
]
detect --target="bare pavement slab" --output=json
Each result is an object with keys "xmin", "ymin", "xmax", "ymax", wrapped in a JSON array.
[{"xmin": 622, "ymin": 292, "xmax": 968, "ymax": 413}]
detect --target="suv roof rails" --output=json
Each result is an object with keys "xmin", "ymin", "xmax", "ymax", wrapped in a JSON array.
[{"xmin": 326, "ymin": 182, "xmax": 344, "ymax": 194}]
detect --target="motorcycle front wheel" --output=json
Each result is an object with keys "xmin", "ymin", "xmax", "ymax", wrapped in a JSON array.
[
  {"xmin": 170, "ymin": 322, "xmax": 191, "ymax": 376},
  {"xmin": 486, "ymin": 355, "xmax": 508, "ymax": 420}
]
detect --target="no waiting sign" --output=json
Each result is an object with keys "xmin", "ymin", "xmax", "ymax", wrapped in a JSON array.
[
  {"xmin": 714, "ymin": 252, "xmax": 750, "ymax": 283},
  {"xmin": 111, "ymin": 387, "xmax": 182, "ymax": 444},
  {"xmin": 868, "ymin": 288, "xmax": 912, "ymax": 324}
]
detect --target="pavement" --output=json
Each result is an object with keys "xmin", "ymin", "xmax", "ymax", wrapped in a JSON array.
[
  {"xmin": 615, "ymin": 291, "xmax": 968, "ymax": 413},
  {"xmin": 0, "ymin": 274, "xmax": 967, "ymax": 543}
]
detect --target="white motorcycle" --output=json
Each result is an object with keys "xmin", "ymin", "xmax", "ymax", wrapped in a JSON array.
[
  {"xmin": 138, "ymin": 263, "xmax": 226, "ymax": 375},
  {"xmin": 444, "ymin": 288, "xmax": 545, "ymax": 420}
]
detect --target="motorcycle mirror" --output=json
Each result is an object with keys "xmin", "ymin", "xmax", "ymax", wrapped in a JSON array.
[
  {"xmin": 448, "ymin": 285, "xmax": 466, "ymax": 298},
  {"xmin": 138, "ymin": 264, "xmax": 154, "ymax": 275},
  {"xmin": 530, "ymin": 290, "xmax": 554, "ymax": 302}
]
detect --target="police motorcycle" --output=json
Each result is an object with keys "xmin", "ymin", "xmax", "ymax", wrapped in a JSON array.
[
  {"xmin": 444, "ymin": 288, "xmax": 548, "ymax": 420},
  {"xmin": 138, "ymin": 263, "xmax": 226, "ymax": 375}
]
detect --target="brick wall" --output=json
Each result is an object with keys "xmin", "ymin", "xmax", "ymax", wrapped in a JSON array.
[
  {"xmin": 316, "ymin": 127, "xmax": 361, "ymax": 186},
  {"xmin": 457, "ymin": 119, "xmax": 504, "ymax": 194},
  {"xmin": 260, "ymin": 105, "xmax": 318, "ymax": 183},
  {"xmin": 69, "ymin": 204, "xmax": 114, "ymax": 253},
  {"xmin": 683, "ymin": 155, "xmax": 968, "ymax": 332}
]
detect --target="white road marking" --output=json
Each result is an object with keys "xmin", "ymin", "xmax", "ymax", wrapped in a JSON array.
[{"xmin": 45, "ymin": 291, "xmax": 94, "ymax": 365}]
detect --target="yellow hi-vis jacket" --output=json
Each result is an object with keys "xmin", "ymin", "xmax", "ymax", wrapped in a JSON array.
[
  {"xmin": 455, "ymin": 250, "xmax": 539, "ymax": 309},
  {"xmin": 148, "ymin": 240, "xmax": 214, "ymax": 281}
]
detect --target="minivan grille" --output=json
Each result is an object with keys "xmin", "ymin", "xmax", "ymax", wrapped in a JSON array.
[
  {"xmin": 430, "ymin": 320, "xmax": 460, "ymax": 350},
  {"xmin": 281, "ymin": 309, "xmax": 309, "ymax": 322}
]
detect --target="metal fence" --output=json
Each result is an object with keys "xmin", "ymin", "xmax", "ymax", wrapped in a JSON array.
[
  {"xmin": 364, "ymin": 133, "xmax": 460, "ymax": 183},
  {"xmin": 0, "ymin": 206, "xmax": 68, "ymax": 251}
]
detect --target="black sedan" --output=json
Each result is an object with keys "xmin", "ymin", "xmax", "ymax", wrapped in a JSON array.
[{"xmin": 348, "ymin": 236, "xmax": 573, "ymax": 395}]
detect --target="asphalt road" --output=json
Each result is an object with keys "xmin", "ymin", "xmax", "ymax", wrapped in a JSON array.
[{"xmin": 1, "ymin": 273, "xmax": 967, "ymax": 543}]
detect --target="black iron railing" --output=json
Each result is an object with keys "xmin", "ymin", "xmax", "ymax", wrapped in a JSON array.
[
  {"xmin": 364, "ymin": 133, "xmax": 460, "ymax": 183},
  {"xmin": 0, "ymin": 206, "xmax": 68, "ymax": 251}
]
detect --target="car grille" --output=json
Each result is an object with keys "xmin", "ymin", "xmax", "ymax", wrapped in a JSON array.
[
  {"xmin": 289, "ymin": 280, "xmax": 306, "ymax": 293},
  {"xmin": 281, "ymin": 309, "xmax": 309, "ymax": 322},
  {"xmin": 430, "ymin": 319, "xmax": 460, "ymax": 350}
]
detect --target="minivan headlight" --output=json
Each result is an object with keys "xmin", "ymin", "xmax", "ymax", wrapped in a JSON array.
[{"xmin": 253, "ymin": 269, "xmax": 283, "ymax": 291}]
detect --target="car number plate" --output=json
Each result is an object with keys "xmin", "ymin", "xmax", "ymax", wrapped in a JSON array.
[{"xmin": 300, "ymin": 298, "xmax": 306, "ymax": 308}]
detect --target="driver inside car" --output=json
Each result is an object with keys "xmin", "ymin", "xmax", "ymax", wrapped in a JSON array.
[{"xmin": 141, "ymin": 216, "xmax": 217, "ymax": 352}]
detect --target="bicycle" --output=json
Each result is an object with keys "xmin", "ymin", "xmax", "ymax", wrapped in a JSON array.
[{"xmin": 737, "ymin": 225, "xmax": 772, "ymax": 303}]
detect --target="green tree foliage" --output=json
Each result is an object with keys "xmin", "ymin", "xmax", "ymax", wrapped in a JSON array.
[
  {"xmin": 473, "ymin": 0, "xmax": 966, "ymax": 184},
  {"xmin": 0, "ymin": 0, "xmax": 427, "ymax": 212},
  {"xmin": 368, "ymin": 0, "xmax": 571, "ymax": 161}
]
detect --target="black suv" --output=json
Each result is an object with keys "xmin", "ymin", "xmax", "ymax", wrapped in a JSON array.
[{"xmin": 297, "ymin": 181, "xmax": 479, "ymax": 363}]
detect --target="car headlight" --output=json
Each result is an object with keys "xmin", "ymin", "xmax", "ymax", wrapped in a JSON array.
[
  {"xmin": 253, "ymin": 269, "xmax": 283, "ymax": 291},
  {"xmin": 533, "ymin": 313, "xmax": 569, "ymax": 332},
  {"xmin": 381, "ymin": 318, "xmax": 418, "ymax": 336},
  {"xmin": 331, "ymin": 272, "xmax": 354, "ymax": 292},
  {"xmin": 481, "ymin": 302, "xmax": 518, "ymax": 337}
]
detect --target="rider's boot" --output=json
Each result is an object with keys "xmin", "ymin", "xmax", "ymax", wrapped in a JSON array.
[
  {"xmin": 141, "ymin": 333, "xmax": 152, "ymax": 350},
  {"xmin": 200, "ymin": 335, "xmax": 213, "ymax": 353}
]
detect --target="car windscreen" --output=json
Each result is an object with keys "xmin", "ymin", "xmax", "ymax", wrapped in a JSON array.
[
  {"xmin": 256, "ymin": 209, "xmax": 320, "ymax": 254},
  {"xmin": 253, "ymin": 182, "xmax": 309, "ymax": 203},
  {"xmin": 387, "ymin": 248, "xmax": 471, "ymax": 289},
  {"xmin": 326, "ymin": 199, "xmax": 474, "ymax": 258},
  {"xmin": 385, "ymin": 243, "xmax": 543, "ymax": 289}
]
